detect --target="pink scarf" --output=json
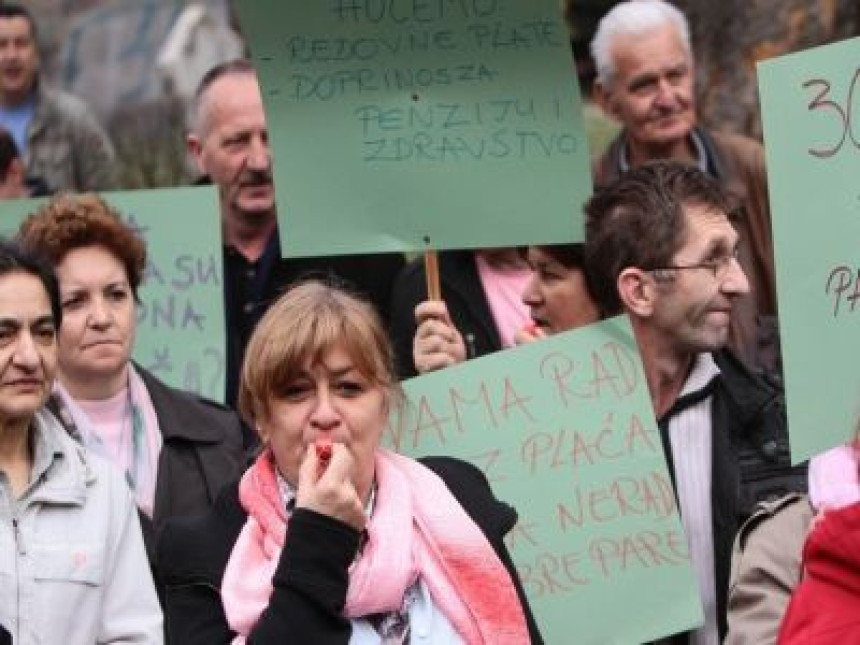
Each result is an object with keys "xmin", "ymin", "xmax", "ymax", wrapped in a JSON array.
[
  {"xmin": 221, "ymin": 449, "xmax": 530, "ymax": 644},
  {"xmin": 53, "ymin": 366, "xmax": 162, "ymax": 517},
  {"xmin": 808, "ymin": 444, "xmax": 860, "ymax": 512}
]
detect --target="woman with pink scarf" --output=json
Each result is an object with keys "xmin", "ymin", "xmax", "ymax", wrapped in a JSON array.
[{"xmin": 157, "ymin": 282, "xmax": 542, "ymax": 644}]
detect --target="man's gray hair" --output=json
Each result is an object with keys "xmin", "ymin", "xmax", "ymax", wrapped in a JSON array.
[
  {"xmin": 187, "ymin": 59, "xmax": 257, "ymax": 137},
  {"xmin": 590, "ymin": 0, "xmax": 691, "ymax": 88}
]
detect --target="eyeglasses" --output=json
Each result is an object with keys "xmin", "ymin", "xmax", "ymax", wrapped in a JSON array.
[{"xmin": 647, "ymin": 247, "xmax": 741, "ymax": 280}]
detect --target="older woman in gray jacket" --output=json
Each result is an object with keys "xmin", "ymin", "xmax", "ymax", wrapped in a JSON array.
[
  {"xmin": 0, "ymin": 240, "xmax": 161, "ymax": 644},
  {"xmin": 18, "ymin": 193, "xmax": 246, "ymax": 566}
]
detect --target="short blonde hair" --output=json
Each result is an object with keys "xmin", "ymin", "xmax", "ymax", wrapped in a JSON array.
[{"xmin": 238, "ymin": 281, "xmax": 401, "ymax": 427}]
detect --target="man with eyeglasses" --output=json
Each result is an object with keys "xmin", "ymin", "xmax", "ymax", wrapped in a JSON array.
[
  {"xmin": 589, "ymin": 0, "xmax": 777, "ymax": 381},
  {"xmin": 584, "ymin": 161, "xmax": 805, "ymax": 645}
]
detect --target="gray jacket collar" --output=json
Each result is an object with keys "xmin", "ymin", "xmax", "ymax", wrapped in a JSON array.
[{"xmin": 23, "ymin": 409, "xmax": 92, "ymax": 507}]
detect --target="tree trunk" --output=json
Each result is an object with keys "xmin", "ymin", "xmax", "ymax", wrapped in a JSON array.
[{"xmin": 678, "ymin": 0, "xmax": 860, "ymax": 138}]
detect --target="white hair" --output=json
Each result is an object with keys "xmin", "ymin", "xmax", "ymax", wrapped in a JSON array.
[{"xmin": 590, "ymin": 0, "xmax": 692, "ymax": 88}]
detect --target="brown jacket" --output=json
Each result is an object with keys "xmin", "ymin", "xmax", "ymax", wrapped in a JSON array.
[
  {"xmin": 724, "ymin": 493, "xmax": 812, "ymax": 645},
  {"xmin": 593, "ymin": 128, "xmax": 779, "ymax": 377}
]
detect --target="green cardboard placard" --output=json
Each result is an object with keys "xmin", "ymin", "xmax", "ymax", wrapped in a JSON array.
[
  {"xmin": 0, "ymin": 197, "xmax": 46, "ymax": 235},
  {"xmin": 758, "ymin": 37, "xmax": 860, "ymax": 462},
  {"xmin": 234, "ymin": 0, "xmax": 592, "ymax": 257},
  {"xmin": 387, "ymin": 317, "xmax": 703, "ymax": 644},
  {"xmin": 0, "ymin": 187, "xmax": 226, "ymax": 402}
]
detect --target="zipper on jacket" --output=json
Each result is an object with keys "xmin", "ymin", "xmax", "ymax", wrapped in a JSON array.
[
  {"xmin": 12, "ymin": 516, "xmax": 25, "ymax": 555},
  {"xmin": 12, "ymin": 514, "xmax": 22, "ymax": 643}
]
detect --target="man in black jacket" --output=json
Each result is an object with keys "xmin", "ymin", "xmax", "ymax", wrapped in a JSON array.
[
  {"xmin": 187, "ymin": 60, "xmax": 404, "ymax": 405},
  {"xmin": 584, "ymin": 161, "xmax": 804, "ymax": 643}
]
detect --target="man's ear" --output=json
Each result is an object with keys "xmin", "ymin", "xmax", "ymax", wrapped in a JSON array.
[
  {"xmin": 593, "ymin": 80, "xmax": 620, "ymax": 122},
  {"xmin": 186, "ymin": 133, "xmax": 206, "ymax": 175},
  {"xmin": 617, "ymin": 267, "xmax": 657, "ymax": 318}
]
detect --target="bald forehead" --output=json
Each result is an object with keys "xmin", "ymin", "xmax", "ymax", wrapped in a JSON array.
[{"xmin": 194, "ymin": 70, "xmax": 262, "ymax": 138}]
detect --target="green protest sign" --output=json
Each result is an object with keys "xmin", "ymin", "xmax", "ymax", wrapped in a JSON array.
[
  {"xmin": 387, "ymin": 317, "xmax": 702, "ymax": 644},
  {"xmin": 0, "ymin": 187, "xmax": 226, "ymax": 402},
  {"xmin": 0, "ymin": 197, "xmax": 46, "ymax": 234},
  {"xmin": 234, "ymin": 0, "xmax": 592, "ymax": 257},
  {"xmin": 758, "ymin": 37, "xmax": 860, "ymax": 462}
]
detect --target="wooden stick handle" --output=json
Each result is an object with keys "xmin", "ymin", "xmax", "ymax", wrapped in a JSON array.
[{"xmin": 424, "ymin": 250, "xmax": 441, "ymax": 301}]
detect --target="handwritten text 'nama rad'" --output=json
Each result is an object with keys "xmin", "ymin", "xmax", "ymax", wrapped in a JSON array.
[{"xmin": 390, "ymin": 341, "xmax": 639, "ymax": 451}]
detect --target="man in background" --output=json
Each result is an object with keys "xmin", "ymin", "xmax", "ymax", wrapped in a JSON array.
[
  {"xmin": 590, "ymin": 0, "xmax": 777, "ymax": 379},
  {"xmin": 584, "ymin": 161, "xmax": 805, "ymax": 643},
  {"xmin": 0, "ymin": 4, "xmax": 115, "ymax": 192},
  {"xmin": 187, "ymin": 60, "xmax": 404, "ymax": 405}
]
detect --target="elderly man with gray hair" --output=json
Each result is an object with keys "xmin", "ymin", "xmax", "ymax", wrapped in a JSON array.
[{"xmin": 590, "ymin": 0, "xmax": 778, "ymax": 381}]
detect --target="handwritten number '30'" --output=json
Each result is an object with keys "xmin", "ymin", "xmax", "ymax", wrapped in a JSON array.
[{"xmin": 804, "ymin": 68, "xmax": 860, "ymax": 158}]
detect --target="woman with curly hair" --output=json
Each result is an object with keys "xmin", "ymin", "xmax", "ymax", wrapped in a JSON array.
[{"xmin": 18, "ymin": 193, "xmax": 246, "ymax": 564}]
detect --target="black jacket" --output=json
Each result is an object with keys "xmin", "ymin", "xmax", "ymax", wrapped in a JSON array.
[
  {"xmin": 157, "ymin": 457, "xmax": 543, "ymax": 644},
  {"xmin": 222, "ymin": 236, "xmax": 405, "ymax": 405},
  {"xmin": 390, "ymin": 250, "xmax": 501, "ymax": 379},
  {"xmin": 657, "ymin": 349, "xmax": 806, "ymax": 642},
  {"xmin": 139, "ymin": 366, "xmax": 247, "ymax": 561}
]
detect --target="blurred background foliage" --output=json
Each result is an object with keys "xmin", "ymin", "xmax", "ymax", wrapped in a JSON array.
[{"xmin": 24, "ymin": 0, "xmax": 860, "ymax": 189}]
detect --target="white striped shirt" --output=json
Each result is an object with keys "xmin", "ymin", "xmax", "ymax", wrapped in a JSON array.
[{"xmin": 667, "ymin": 353, "xmax": 721, "ymax": 645}]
